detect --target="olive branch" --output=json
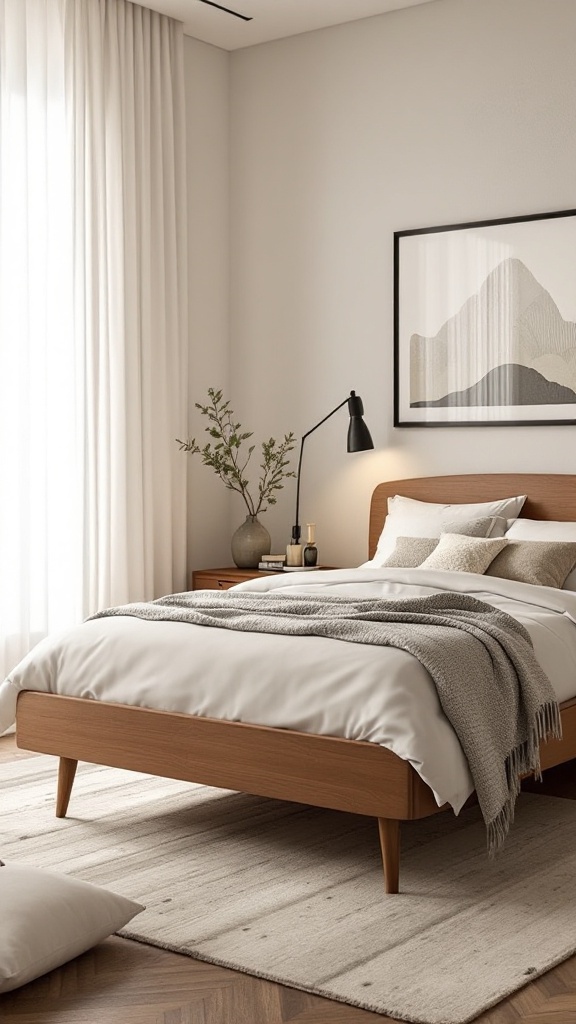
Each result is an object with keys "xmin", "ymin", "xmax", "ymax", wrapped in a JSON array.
[{"xmin": 177, "ymin": 388, "xmax": 296, "ymax": 517}]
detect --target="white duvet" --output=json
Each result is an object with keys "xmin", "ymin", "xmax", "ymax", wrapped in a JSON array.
[{"xmin": 2, "ymin": 567, "xmax": 576, "ymax": 815}]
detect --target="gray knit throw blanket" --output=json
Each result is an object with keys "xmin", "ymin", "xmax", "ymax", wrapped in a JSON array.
[{"xmin": 90, "ymin": 590, "xmax": 561, "ymax": 854}]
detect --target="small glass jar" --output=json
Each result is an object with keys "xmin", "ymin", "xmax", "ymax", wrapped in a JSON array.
[{"xmin": 303, "ymin": 523, "xmax": 318, "ymax": 567}]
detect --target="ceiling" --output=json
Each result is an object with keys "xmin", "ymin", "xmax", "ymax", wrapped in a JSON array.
[{"xmin": 137, "ymin": 0, "xmax": 439, "ymax": 51}]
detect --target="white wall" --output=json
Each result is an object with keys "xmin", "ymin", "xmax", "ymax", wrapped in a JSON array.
[
  {"xmin": 227, "ymin": 0, "xmax": 576, "ymax": 568},
  {"xmin": 184, "ymin": 36, "xmax": 231, "ymax": 574}
]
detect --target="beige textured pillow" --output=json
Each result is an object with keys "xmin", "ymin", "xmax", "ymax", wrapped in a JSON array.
[
  {"xmin": 381, "ymin": 536, "xmax": 439, "ymax": 567},
  {"xmin": 504, "ymin": 519, "xmax": 576, "ymax": 590},
  {"xmin": 419, "ymin": 534, "xmax": 508, "ymax": 574},
  {"xmin": 486, "ymin": 540, "xmax": 576, "ymax": 588},
  {"xmin": 365, "ymin": 514, "xmax": 507, "ymax": 567},
  {"xmin": 381, "ymin": 519, "xmax": 507, "ymax": 568}
]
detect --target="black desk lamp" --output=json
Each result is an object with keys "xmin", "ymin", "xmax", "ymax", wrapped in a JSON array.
[{"xmin": 291, "ymin": 391, "xmax": 374, "ymax": 545}]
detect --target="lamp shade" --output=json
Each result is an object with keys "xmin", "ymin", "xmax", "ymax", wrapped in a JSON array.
[{"xmin": 346, "ymin": 391, "xmax": 374, "ymax": 452}]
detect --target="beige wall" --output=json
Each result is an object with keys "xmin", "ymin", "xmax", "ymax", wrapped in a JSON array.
[{"xmin": 187, "ymin": 0, "xmax": 576, "ymax": 570}]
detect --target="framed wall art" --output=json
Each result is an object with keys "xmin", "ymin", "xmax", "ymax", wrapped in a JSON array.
[{"xmin": 394, "ymin": 208, "xmax": 576, "ymax": 427}]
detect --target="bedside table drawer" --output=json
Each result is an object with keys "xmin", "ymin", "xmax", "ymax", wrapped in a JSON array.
[
  {"xmin": 191, "ymin": 566, "xmax": 339, "ymax": 591},
  {"xmin": 191, "ymin": 567, "xmax": 277, "ymax": 590}
]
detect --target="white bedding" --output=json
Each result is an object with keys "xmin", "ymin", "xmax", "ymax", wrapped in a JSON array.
[{"xmin": 2, "ymin": 567, "xmax": 576, "ymax": 816}]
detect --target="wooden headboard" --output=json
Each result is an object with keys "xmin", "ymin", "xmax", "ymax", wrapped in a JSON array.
[{"xmin": 369, "ymin": 474, "xmax": 576, "ymax": 559}]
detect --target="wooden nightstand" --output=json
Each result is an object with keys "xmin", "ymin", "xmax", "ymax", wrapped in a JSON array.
[
  {"xmin": 191, "ymin": 566, "xmax": 339, "ymax": 590},
  {"xmin": 191, "ymin": 566, "xmax": 282, "ymax": 591}
]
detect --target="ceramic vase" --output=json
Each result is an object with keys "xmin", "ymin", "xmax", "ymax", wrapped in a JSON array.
[{"xmin": 231, "ymin": 515, "xmax": 271, "ymax": 568}]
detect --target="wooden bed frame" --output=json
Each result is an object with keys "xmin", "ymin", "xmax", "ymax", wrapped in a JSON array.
[{"xmin": 15, "ymin": 474, "xmax": 576, "ymax": 894}]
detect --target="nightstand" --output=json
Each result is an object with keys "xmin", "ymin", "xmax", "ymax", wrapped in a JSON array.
[
  {"xmin": 191, "ymin": 566, "xmax": 338, "ymax": 590},
  {"xmin": 191, "ymin": 566, "xmax": 282, "ymax": 591}
]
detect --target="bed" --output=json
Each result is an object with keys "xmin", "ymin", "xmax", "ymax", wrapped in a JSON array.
[{"xmin": 7, "ymin": 473, "xmax": 576, "ymax": 894}]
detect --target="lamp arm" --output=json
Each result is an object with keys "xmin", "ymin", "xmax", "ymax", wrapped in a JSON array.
[
  {"xmin": 300, "ymin": 396, "xmax": 350, "ymax": 444},
  {"xmin": 292, "ymin": 396, "xmax": 350, "ymax": 543}
]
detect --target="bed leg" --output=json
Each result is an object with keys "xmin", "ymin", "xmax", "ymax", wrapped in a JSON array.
[
  {"xmin": 377, "ymin": 817, "xmax": 400, "ymax": 894},
  {"xmin": 56, "ymin": 757, "xmax": 78, "ymax": 817}
]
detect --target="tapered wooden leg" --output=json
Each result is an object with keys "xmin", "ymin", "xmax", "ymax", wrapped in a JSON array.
[
  {"xmin": 378, "ymin": 817, "xmax": 400, "ymax": 894},
  {"xmin": 56, "ymin": 757, "xmax": 78, "ymax": 817}
]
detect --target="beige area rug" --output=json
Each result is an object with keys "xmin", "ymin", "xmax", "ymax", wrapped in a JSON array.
[{"xmin": 2, "ymin": 756, "xmax": 576, "ymax": 1024}]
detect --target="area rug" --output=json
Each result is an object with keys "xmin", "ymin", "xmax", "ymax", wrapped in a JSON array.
[{"xmin": 2, "ymin": 756, "xmax": 576, "ymax": 1024}]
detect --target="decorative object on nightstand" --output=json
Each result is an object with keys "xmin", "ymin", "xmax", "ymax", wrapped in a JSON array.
[
  {"xmin": 290, "ymin": 390, "xmax": 374, "ymax": 550},
  {"xmin": 177, "ymin": 388, "xmax": 296, "ymax": 568},
  {"xmin": 285, "ymin": 541, "xmax": 303, "ymax": 567},
  {"xmin": 303, "ymin": 523, "xmax": 318, "ymax": 566},
  {"xmin": 258, "ymin": 554, "xmax": 287, "ymax": 571},
  {"xmin": 231, "ymin": 516, "xmax": 272, "ymax": 569}
]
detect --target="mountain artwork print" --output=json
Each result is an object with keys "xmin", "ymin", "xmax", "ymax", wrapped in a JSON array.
[
  {"xmin": 410, "ymin": 258, "xmax": 576, "ymax": 408},
  {"xmin": 394, "ymin": 210, "xmax": 576, "ymax": 426}
]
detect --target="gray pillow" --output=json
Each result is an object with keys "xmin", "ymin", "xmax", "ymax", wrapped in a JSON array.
[
  {"xmin": 442, "ymin": 516, "xmax": 507, "ymax": 538},
  {"xmin": 381, "ymin": 536, "xmax": 439, "ymax": 568},
  {"xmin": 486, "ymin": 540, "xmax": 576, "ymax": 588},
  {"xmin": 419, "ymin": 535, "xmax": 509, "ymax": 574}
]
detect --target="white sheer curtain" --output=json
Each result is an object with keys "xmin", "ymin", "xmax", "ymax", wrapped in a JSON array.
[{"xmin": 0, "ymin": 0, "xmax": 188, "ymax": 679}]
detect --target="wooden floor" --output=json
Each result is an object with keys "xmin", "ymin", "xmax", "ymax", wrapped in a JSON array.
[{"xmin": 2, "ymin": 736, "xmax": 576, "ymax": 1024}]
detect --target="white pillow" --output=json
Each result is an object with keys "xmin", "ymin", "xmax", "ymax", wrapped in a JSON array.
[
  {"xmin": 388, "ymin": 494, "xmax": 527, "ymax": 520},
  {"xmin": 418, "ymin": 534, "xmax": 509, "ymax": 575},
  {"xmin": 366, "ymin": 491, "xmax": 526, "ymax": 567},
  {"xmin": 0, "ymin": 862, "xmax": 144, "ymax": 993},
  {"xmin": 505, "ymin": 519, "xmax": 576, "ymax": 590}
]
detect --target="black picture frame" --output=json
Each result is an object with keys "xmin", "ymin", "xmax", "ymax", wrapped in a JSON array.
[{"xmin": 394, "ymin": 208, "xmax": 576, "ymax": 427}]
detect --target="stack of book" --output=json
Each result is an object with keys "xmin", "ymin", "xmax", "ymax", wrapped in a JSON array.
[{"xmin": 258, "ymin": 554, "xmax": 287, "ymax": 571}]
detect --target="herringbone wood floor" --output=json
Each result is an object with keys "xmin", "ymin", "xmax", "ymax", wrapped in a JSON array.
[{"xmin": 2, "ymin": 736, "xmax": 576, "ymax": 1024}]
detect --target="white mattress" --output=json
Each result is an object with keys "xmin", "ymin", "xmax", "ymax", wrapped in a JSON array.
[{"xmin": 2, "ymin": 567, "xmax": 576, "ymax": 815}]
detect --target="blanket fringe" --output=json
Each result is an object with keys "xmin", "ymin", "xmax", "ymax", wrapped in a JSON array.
[{"xmin": 487, "ymin": 699, "xmax": 562, "ymax": 857}]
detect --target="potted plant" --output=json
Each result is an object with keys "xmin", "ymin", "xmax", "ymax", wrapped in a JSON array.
[{"xmin": 177, "ymin": 388, "xmax": 296, "ymax": 568}]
